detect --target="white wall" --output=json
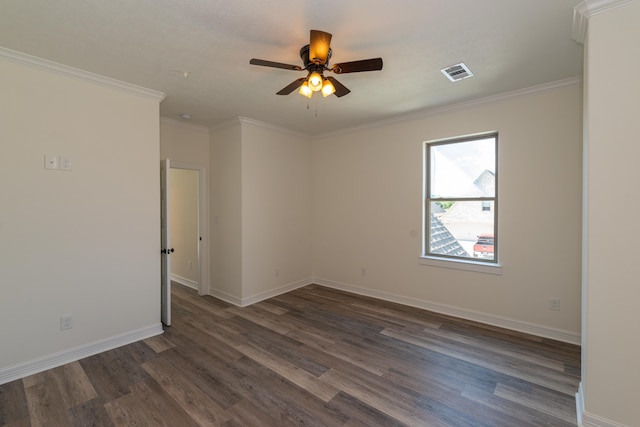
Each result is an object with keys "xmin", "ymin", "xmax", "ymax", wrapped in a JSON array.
[
  {"xmin": 160, "ymin": 118, "xmax": 209, "ymax": 165},
  {"xmin": 312, "ymin": 82, "xmax": 583, "ymax": 340},
  {"xmin": 582, "ymin": 2, "xmax": 640, "ymax": 425},
  {"xmin": 209, "ymin": 119, "xmax": 313, "ymax": 304},
  {"xmin": 241, "ymin": 121, "xmax": 312, "ymax": 301},
  {"xmin": 169, "ymin": 168, "xmax": 200, "ymax": 286},
  {"xmin": 210, "ymin": 122, "xmax": 243, "ymax": 300},
  {"xmin": 0, "ymin": 53, "xmax": 163, "ymax": 378}
]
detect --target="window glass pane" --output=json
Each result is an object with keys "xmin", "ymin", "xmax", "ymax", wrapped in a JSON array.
[
  {"xmin": 429, "ymin": 201, "xmax": 494, "ymax": 261},
  {"xmin": 430, "ymin": 138, "xmax": 495, "ymax": 198}
]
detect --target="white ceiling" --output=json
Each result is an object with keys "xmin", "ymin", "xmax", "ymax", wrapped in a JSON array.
[{"xmin": 0, "ymin": 0, "xmax": 583, "ymax": 135}]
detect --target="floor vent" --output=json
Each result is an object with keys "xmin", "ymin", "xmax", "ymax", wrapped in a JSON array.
[{"xmin": 441, "ymin": 63, "xmax": 473, "ymax": 82}]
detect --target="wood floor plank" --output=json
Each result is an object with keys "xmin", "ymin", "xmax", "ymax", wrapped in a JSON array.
[
  {"xmin": 234, "ymin": 342, "xmax": 339, "ymax": 402},
  {"xmin": 225, "ymin": 305, "xmax": 291, "ymax": 335},
  {"xmin": 493, "ymin": 382, "xmax": 577, "ymax": 424},
  {"xmin": 230, "ymin": 315, "xmax": 330, "ymax": 377},
  {"xmin": 67, "ymin": 398, "xmax": 115, "ymax": 427},
  {"xmin": 142, "ymin": 356, "xmax": 230, "ymax": 425},
  {"xmin": 24, "ymin": 379, "xmax": 71, "ymax": 427},
  {"xmin": 0, "ymin": 380, "xmax": 29, "ymax": 426},
  {"xmin": 143, "ymin": 334, "xmax": 175, "ymax": 353},
  {"xmin": 154, "ymin": 347, "xmax": 245, "ymax": 410},
  {"xmin": 320, "ymin": 368, "xmax": 449, "ymax": 427},
  {"xmin": 233, "ymin": 357, "xmax": 348, "ymax": 427},
  {"xmin": 327, "ymin": 391, "xmax": 408, "ymax": 427},
  {"xmin": 382, "ymin": 327, "xmax": 578, "ymax": 395},
  {"xmin": 0, "ymin": 283, "xmax": 580, "ymax": 427},
  {"xmin": 461, "ymin": 382, "xmax": 577, "ymax": 427},
  {"xmin": 222, "ymin": 397, "xmax": 285, "ymax": 427},
  {"xmin": 78, "ymin": 345, "xmax": 152, "ymax": 402},
  {"xmin": 48, "ymin": 362, "xmax": 98, "ymax": 409},
  {"xmin": 104, "ymin": 378, "xmax": 199, "ymax": 427}
]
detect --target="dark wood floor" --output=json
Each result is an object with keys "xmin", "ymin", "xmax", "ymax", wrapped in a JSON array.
[{"xmin": 0, "ymin": 283, "xmax": 580, "ymax": 426}]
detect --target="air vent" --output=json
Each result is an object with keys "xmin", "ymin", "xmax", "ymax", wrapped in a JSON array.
[{"xmin": 441, "ymin": 63, "xmax": 473, "ymax": 82}]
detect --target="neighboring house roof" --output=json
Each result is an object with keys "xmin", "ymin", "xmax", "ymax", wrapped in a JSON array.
[
  {"xmin": 429, "ymin": 214, "xmax": 469, "ymax": 257},
  {"xmin": 431, "ymin": 203, "xmax": 446, "ymax": 214}
]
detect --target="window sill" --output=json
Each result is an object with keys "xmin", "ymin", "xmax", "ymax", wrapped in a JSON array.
[{"xmin": 419, "ymin": 256, "xmax": 502, "ymax": 275}]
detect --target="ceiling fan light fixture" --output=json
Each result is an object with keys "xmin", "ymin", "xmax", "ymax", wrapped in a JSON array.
[
  {"xmin": 308, "ymin": 71, "xmax": 323, "ymax": 92},
  {"xmin": 321, "ymin": 78, "xmax": 335, "ymax": 97},
  {"xmin": 249, "ymin": 30, "xmax": 383, "ymax": 99},
  {"xmin": 298, "ymin": 81, "xmax": 313, "ymax": 98}
]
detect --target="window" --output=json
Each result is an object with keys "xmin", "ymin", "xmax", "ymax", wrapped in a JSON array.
[{"xmin": 424, "ymin": 133, "xmax": 498, "ymax": 264}]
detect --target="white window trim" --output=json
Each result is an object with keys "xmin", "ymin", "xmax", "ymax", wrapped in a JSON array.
[
  {"xmin": 419, "ymin": 256, "xmax": 502, "ymax": 275},
  {"xmin": 423, "ymin": 131, "xmax": 499, "ymax": 267}
]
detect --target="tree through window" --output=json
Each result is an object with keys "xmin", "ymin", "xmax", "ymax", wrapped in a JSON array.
[{"xmin": 424, "ymin": 133, "xmax": 498, "ymax": 263}]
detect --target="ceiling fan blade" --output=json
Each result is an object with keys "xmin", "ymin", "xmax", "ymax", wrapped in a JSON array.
[
  {"xmin": 276, "ymin": 78, "xmax": 307, "ymax": 95},
  {"xmin": 250, "ymin": 58, "xmax": 302, "ymax": 71},
  {"xmin": 331, "ymin": 58, "xmax": 383, "ymax": 74},
  {"xmin": 309, "ymin": 30, "xmax": 332, "ymax": 65},
  {"xmin": 326, "ymin": 76, "xmax": 351, "ymax": 97}
]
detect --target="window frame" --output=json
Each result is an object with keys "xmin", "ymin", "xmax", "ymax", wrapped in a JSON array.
[{"xmin": 422, "ymin": 132, "xmax": 500, "ymax": 271}]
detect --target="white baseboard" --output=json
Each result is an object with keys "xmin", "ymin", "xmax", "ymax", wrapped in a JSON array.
[
  {"xmin": 313, "ymin": 277, "xmax": 581, "ymax": 345},
  {"xmin": 582, "ymin": 412, "xmax": 630, "ymax": 427},
  {"xmin": 170, "ymin": 274, "xmax": 199, "ymax": 291},
  {"xmin": 207, "ymin": 287, "xmax": 243, "ymax": 306},
  {"xmin": 208, "ymin": 278, "xmax": 313, "ymax": 307},
  {"xmin": 0, "ymin": 323, "xmax": 163, "ymax": 385},
  {"xmin": 239, "ymin": 278, "xmax": 312, "ymax": 306},
  {"xmin": 577, "ymin": 382, "xmax": 630, "ymax": 427}
]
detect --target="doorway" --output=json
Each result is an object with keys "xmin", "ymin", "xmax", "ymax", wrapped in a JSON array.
[
  {"xmin": 161, "ymin": 160, "xmax": 209, "ymax": 326},
  {"xmin": 169, "ymin": 161, "xmax": 209, "ymax": 296}
]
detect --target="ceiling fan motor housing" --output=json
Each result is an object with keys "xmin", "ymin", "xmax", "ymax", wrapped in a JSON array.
[{"xmin": 300, "ymin": 44, "xmax": 332, "ymax": 69}]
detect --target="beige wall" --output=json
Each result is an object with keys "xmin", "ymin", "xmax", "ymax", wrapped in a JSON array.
[
  {"xmin": 241, "ymin": 122, "xmax": 312, "ymax": 300},
  {"xmin": 169, "ymin": 168, "xmax": 200, "ymax": 286},
  {"xmin": 209, "ymin": 119, "xmax": 313, "ymax": 304},
  {"xmin": 312, "ymin": 82, "xmax": 583, "ymax": 338},
  {"xmin": 210, "ymin": 122, "xmax": 243, "ymax": 300},
  {"xmin": 0, "ymin": 55, "xmax": 162, "ymax": 373},
  {"xmin": 583, "ymin": 2, "xmax": 640, "ymax": 425},
  {"xmin": 160, "ymin": 118, "xmax": 209, "ymax": 164}
]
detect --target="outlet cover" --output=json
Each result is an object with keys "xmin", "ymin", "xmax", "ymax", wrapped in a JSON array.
[
  {"xmin": 60, "ymin": 315, "xmax": 73, "ymax": 330},
  {"xmin": 60, "ymin": 156, "xmax": 72, "ymax": 171}
]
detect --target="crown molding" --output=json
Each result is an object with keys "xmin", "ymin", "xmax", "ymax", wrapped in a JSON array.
[
  {"xmin": 572, "ymin": 0, "xmax": 640, "ymax": 43},
  {"xmin": 209, "ymin": 116, "xmax": 308, "ymax": 139},
  {"xmin": 313, "ymin": 76, "xmax": 582, "ymax": 140},
  {"xmin": 160, "ymin": 117, "xmax": 209, "ymax": 134},
  {"xmin": 237, "ymin": 116, "xmax": 309, "ymax": 139},
  {"xmin": 0, "ymin": 47, "xmax": 166, "ymax": 101}
]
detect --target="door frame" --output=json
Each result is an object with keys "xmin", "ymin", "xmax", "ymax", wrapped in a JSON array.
[{"xmin": 168, "ymin": 161, "xmax": 209, "ymax": 296}]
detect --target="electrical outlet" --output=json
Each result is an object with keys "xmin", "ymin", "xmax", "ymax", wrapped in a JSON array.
[
  {"xmin": 60, "ymin": 315, "xmax": 73, "ymax": 330},
  {"xmin": 275, "ymin": 268, "xmax": 280, "ymax": 277},
  {"xmin": 60, "ymin": 156, "xmax": 72, "ymax": 171},
  {"xmin": 549, "ymin": 297, "xmax": 560, "ymax": 311},
  {"xmin": 188, "ymin": 260, "xmax": 192, "ymax": 269},
  {"xmin": 361, "ymin": 268, "xmax": 367, "ymax": 277}
]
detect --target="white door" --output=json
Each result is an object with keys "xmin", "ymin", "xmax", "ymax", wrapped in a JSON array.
[{"xmin": 160, "ymin": 159, "xmax": 172, "ymax": 326}]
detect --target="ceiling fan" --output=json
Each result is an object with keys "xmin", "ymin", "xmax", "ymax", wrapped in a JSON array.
[{"xmin": 250, "ymin": 30, "xmax": 383, "ymax": 98}]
